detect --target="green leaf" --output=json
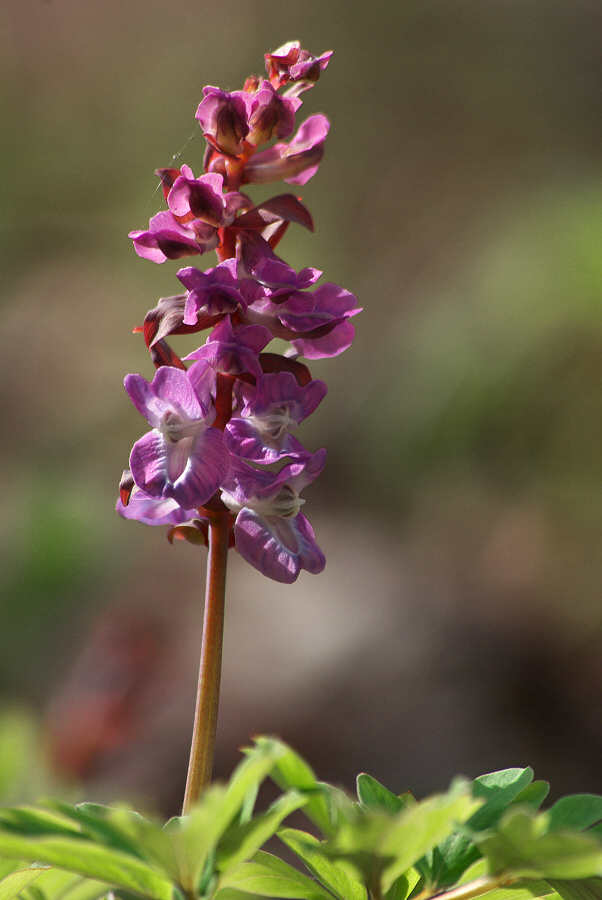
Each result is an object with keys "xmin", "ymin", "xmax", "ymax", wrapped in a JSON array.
[
  {"xmin": 477, "ymin": 810, "xmax": 602, "ymax": 879},
  {"xmin": 478, "ymin": 880, "xmax": 560, "ymax": 900},
  {"xmin": 19, "ymin": 869, "xmax": 110, "ymax": 900},
  {"xmin": 217, "ymin": 850, "xmax": 335, "ymax": 900},
  {"xmin": 380, "ymin": 784, "xmax": 481, "ymax": 891},
  {"xmin": 0, "ymin": 807, "xmax": 82, "ymax": 838},
  {"xmin": 546, "ymin": 798, "xmax": 602, "ymax": 834},
  {"xmin": 547, "ymin": 878, "xmax": 602, "ymax": 900},
  {"xmin": 279, "ymin": 827, "xmax": 366, "ymax": 900},
  {"xmin": 78, "ymin": 805, "xmax": 179, "ymax": 882},
  {"xmin": 470, "ymin": 769, "xmax": 536, "ymax": 831},
  {"xmin": 423, "ymin": 768, "xmax": 542, "ymax": 890},
  {"xmin": 356, "ymin": 776, "xmax": 406, "ymax": 816},
  {"xmin": 384, "ymin": 868, "xmax": 421, "ymax": 900},
  {"xmin": 165, "ymin": 784, "xmax": 229, "ymax": 893},
  {"xmin": 217, "ymin": 792, "xmax": 308, "ymax": 875},
  {"xmin": 252, "ymin": 738, "xmax": 333, "ymax": 837},
  {"xmin": 0, "ymin": 833, "xmax": 172, "ymax": 899},
  {"xmin": 513, "ymin": 783, "xmax": 551, "ymax": 814},
  {"xmin": 170, "ymin": 740, "xmax": 289, "ymax": 893},
  {"xmin": 0, "ymin": 866, "xmax": 49, "ymax": 900},
  {"xmin": 224, "ymin": 740, "xmax": 288, "ymax": 825},
  {"xmin": 323, "ymin": 779, "xmax": 479, "ymax": 893}
]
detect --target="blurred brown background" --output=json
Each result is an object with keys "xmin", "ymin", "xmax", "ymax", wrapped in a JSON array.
[{"xmin": 1, "ymin": 0, "xmax": 602, "ymax": 815}]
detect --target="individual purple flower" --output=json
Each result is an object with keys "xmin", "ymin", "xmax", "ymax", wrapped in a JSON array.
[
  {"xmin": 129, "ymin": 210, "xmax": 218, "ymax": 263},
  {"xmin": 196, "ymin": 87, "xmax": 253, "ymax": 157},
  {"xmin": 246, "ymin": 81, "xmax": 300, "ymax": 146},
  {"xmin": 117, "ymin": 488, "xmax": 198, "ymax": 526},
  {"xmin": 243, "ymin": 115, "xmax": 330, "ymax": 186},
  {"xmin": 265, "ymin": 41, "xmax": 332, "ymax": 92},
  {"xmin": 196, "ymin": 84, "xmax": 299, "ymax": 157},
  {"xmin": 244, "ymin": 283, "xmax": 361, "ymax": 358},
  {"xmin": 177, "ymin": 259, "xmax": 245, "ymax": 324},
  {"xmin": 184, "ymin": 316, "xmax": 272, "ymax": 378},
  {"xmin": 237, "ymin": 231, "xmax": 321, "ymax": 289},
  {"xmin": 125, "ymin": 363, "xmax": 230, "ymax": 509},
  {"xmin": 225, "ymin": 372, "xmax": 327, "ymax": 463},
  {"xmin": 167, "ymin": 166, "xmax": 252, "ymax": 225},
  {"xmin": 220, "ymin": 451, "xmax": 327, "ymax": 583}
]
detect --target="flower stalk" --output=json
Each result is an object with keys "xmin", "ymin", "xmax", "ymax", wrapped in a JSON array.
[{"xmin": 182, "ymin": 509, "xmax": 230, "ymax": 813}]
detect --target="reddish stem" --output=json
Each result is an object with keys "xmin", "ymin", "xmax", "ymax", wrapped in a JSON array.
[{"xmin": 182, "ymin": 509, "xmax": 230, "ymax": 813}]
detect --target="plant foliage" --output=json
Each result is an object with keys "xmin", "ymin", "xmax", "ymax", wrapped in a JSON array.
[{"xmin": 0, "ymin": 738, "xmax": 601, "ymax": 900}]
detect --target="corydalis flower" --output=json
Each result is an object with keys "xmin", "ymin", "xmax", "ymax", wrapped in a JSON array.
[
  {"xmin": 225, "ymin": 372, "xmax": 327, "ymax": 463},
  {"xmin": 129, "ymin": 168, "xmax": 252, "ymax": 264},
  {"xmin": 184, "ymin": 316, "xmax": 272, "ymax": 378},
  {"xmin": 243, "ymin": 282, "xmax": 362, "ymax": 359},
  {"xmin": 243, "ymin": 114, "xmax": 329, "ymax": 186},
  {"xmin": 221, "ymin": 451, "xmax": 326, "ymax": 583},
  {"xmin": 196, "ymin": 83, "xmax": 299, "ymax": 157},
  {"xmin": 126, "ymin": 363, "xmax": 230, "ymax": 509},
  {"xmin": 265, "ymin": 41, "xmax": 332, "ymax": 93},
  {"xmin": 177, "ymin": 259, "xmax": 245, "ymax": 323},
  {"xmin": 167, "ymin": 167, "xmax": 251, "ymax": 224}
]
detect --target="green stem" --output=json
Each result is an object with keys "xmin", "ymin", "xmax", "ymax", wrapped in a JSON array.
[{"xmin": 182, "ymin": 509, "xmax": 230, "ymax": 813}]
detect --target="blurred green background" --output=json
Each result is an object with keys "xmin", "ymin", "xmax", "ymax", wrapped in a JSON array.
[{"xmin": 1, "ymin": 0, "xmax": 602, "ymax": 814}]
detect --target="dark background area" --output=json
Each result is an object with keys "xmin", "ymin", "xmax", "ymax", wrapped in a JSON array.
[{"xmin": 1, "ymin": 0, "xmax": 602, "ymax": 815}]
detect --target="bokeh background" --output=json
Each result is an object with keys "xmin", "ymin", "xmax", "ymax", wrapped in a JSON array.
[{"xmin": 2, "ymin": 0, "xmax": 602, "ymax": 815}]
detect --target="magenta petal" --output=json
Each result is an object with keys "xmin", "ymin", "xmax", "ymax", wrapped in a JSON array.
[
  {"xmin": 225, "ymin": 418, "xmax": 310, "ymax": 463},
  {"xmin": 292, "ymin": 321, "xmax": 356, "ymax": 359},
  {"xmin": 166, "ymin": 425, "xmax": 230, "ymax": 508},
  {"xmin": 129, "ymin": 211, "xmax": 201, "ymax": 263},
  {"xmin": 117, "ymin": 491, "xmax": 196, "ymax": 526},
  {"xmin": 130, "ymin": 424, "xmax": 229, "ymax": 509},
  {"xmin": 234, "ymin": 509, "xmax": 325, "ymax": 583}
]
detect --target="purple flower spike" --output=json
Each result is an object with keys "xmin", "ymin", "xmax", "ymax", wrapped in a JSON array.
[
  {"xmin": 225, "ymin": 372, "xmax": 327, "ymax": 463},
  {"xmin": 125, "ymin": 366, "xmax": 230, "ymax": 509},
  {"xmin": 243, "ymin": 115, "xmax": 330, "ymax": 186},
  {"xmin": 177, "ymin": 260, "xmax": 245, "ymax": 323},
  {"xmin": 221, "ymin": 451, "xmax": 327, "ymax": 583},
  {"xmin": 184, "ymin": 316, "xmax": 272, "ymax": 378}
]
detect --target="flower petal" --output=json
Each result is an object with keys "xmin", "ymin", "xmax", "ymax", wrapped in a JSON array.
[{"xmin": 233, "ymin": 509, "xmax": 325, "ymax": 583}]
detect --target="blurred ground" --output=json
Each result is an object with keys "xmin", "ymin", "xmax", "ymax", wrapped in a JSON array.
[{"xmin": 1, "ymin": 0, "xmax": 602, "ymax": 815}]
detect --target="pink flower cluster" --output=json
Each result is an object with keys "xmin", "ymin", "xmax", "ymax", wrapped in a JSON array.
[{"xmin": 119, "ymin": 42, "xmax": 360, "ymax": 583}]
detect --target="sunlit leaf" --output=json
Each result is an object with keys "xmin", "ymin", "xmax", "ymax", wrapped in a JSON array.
[
  {"xmin": 547, "ymin": 878, "xmax": 602, "ymax": 900},
  {"xmin": 0, "ymin": 833, "xmax": 172, "ymax": 900},
  {"xmin": 217, "ymin": 792, "xmax": 307, "ymax": 875},
  {"xmin": 425, "ymin": 767, "xmax": 542, "ymax": 889},
  {"xmin": 512, "ymin": 783, "xmax": 551, "ymax": 814},
  {"xmin": 217, "ymin": 850, "xmax": 334, "ymax": 900},
  {"xmin": 356, "ymin": 775, "xmax": 406, "ymax": 816},
  {"xmin": 477, "ymin": 810, "xmax": 602, "ymax": 879},
  {"xmin": 380, "ymin": 784, "xmax": 481, "ymax": 891},
  {"xmin": 474, "ymin": 879, "xmax": 559, "ymax": 900},
  {"xmin": 279, "ymin": 827, "xmax": 366, "ymax": 900},
  {"xmin": 0, "ymin": 866, "xmax": 49, "ymax": 900},
  {"xmin": 252, "ymin": 738, "xmax": 333, "ymax": 836},
  {"xmin": 546, "ymin": 798, "xmax": 602, "ymax": 834}
]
